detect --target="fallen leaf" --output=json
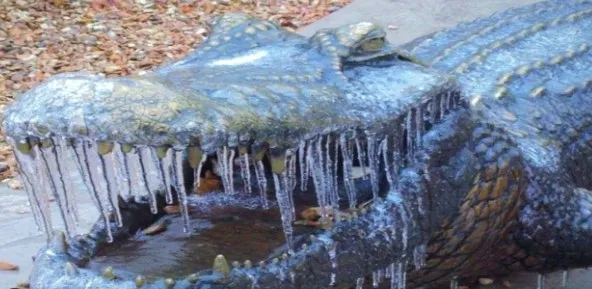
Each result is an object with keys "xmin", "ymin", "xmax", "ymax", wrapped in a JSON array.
[
  {"xmin": 0, "ymin": 261, "xmax": 19, "ymax": 271},
  {"xmin": 142, "ymin": 221, "xmax": 167, "ymax": 235},
  {"xmin": 196, "ymin": 170, "xmax": 221, "ymax": 195}
]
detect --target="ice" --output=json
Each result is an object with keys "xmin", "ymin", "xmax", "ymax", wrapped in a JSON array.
[
  {"xmin": 319, "ymin": 235, "xmax": 338, "ymax": 287},
  {"xmin": 239, "ymin": 153, "xmax": 252, "ymax": 195},
  {"xmin": 405, "ymin": 110, "xmax": 414, "ymax": 162},
  {"xmin": 273, "ymin": 172, "xmax": 295, "ymax": 253},
  {"xmin": 254, "ymin": 160, "xmax": 269, "ymax": 209},
  {"xmin": 154, "ymin": 149, "xmax": 174, "ymax": 204},
  {"xmin": 416, "ymin": 107, "xmax": 424, "ymax": 148},
  {"xmin": 13, "ymin": 144, "xmax": 52, "ymax": 240},
  {"xmin": 172, "ymin": 150, "xmax": 191, "ymax": 233},
  {"xmin": 390, "ymin": 262, "xmax": 406, "ymax": 289},
  {"xmin": 138, "ymin": 147, "xmax": 161, "ymax": 214},
  {"xmin": 55, "ymin": 139, "xmax": 80, "ymax": 224},
  {"xmin": 99, "ymin": 148, "xmax": 123, "ymax": 228},
  {"xmin": 193, "ymin": 154, "xmax": 207, "ymax": 194},
  {"xmin": 79, "ymin": 142, "xmax": 113, "ymax": 242},
  {"xmin": 381, "ymin": 138, "xmax": 395, "ymax": 187},
  {"xmin": 356, "ymin": 277, "xmax": 365, "ymax": 289},
  {"xmin": 450, "ymin": 276, "xmax": 459, "ymax": 289},
  {"xmin": 217, "ymin": 147, "xmax": 236, "ymax": 195},
  {"xmin": 537, "ymin": 274, "xmax": 546, "ymax": 289},
  {"xmin": 366, "ymin": 135, "xmax": 379, "ymax": 202},
  {"xmin": 372, "ymin": 271, "xmax": 380, "ymax": 288},
  {"xmin": 562, "ymin": 270, "xmax": 569, "ymax": 288},
  {"xmin": 114, "ymin": 144, "xmax": 132, "ymax": 199},
  {"xmin": 325, "ymin": 136, "xmax": 339, "ymax": 219},
  {"xmin": 127, "ymin": 147, "xmax": 157, "ymax": 213},
  {"xmin": 308, "ymin": 138, "xmax": 329, "ymax": 218},
  {"xmin": 340, "ymin": 134, "xmax": 357, "ymax": 209},
  {"xmin": 286, "ymin": 155, "xmax": 297, "ymax": 218},
  {"xmin": 298, "ymin": 141, "xmax": 309, "ymax": 191},
  {"xmin": 413, "ymin": 244, "xmax": 427, "ymax": 269},
  {"xmin": 38, "ymin": 143, "xmax": 76, "ymax": 236}
]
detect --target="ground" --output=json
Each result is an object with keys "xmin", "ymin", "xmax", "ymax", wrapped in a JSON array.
[{"xmin": 1, "ymin": 0, "xmax": 592, "ymax": 288}]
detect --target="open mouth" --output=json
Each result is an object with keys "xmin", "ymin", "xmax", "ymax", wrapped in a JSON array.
[{"xmin": 2, "ymin": 14, "xmax": 465, "ymax": 288}]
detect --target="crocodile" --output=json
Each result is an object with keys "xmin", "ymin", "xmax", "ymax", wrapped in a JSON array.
[{"xmin": 3, "ymin": 0, "xmax": 592, "ymax": 288}]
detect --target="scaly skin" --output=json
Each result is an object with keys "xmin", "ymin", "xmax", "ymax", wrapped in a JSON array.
[{"xmin": 3, "ymin": 0, "xmax": 592, "ymax": 288}]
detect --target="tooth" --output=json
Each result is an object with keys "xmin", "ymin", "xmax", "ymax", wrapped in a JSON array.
[
  {"xmin": 15, "ymin": 139, "xmax": 33, "ymax": 154},
  {"xmin": 187, "ymin": 273, "xmax": 199, "ymax": 284},
  {"xmin": 101, "ymin": 266, "xmax": 115, "ymax": 280},
  {"xmin": 135, "ymin": 275, "xmax": 146, "ymax": 287},
  {"xmin": 164, "ymin": 278, "xmax": 175, "ymax": 288},
  {"xmin": 269, "ymin": 148, "xmax": 286, "ymax": 174},
  {"xmin": 121, "ymin": 144, "xmax": 134, "ymax": 154},
  {"xmin": 98, "ymin": 142, "xmax": 114, "ymax": 155},
  {"xmin": 232, "ymin": 261, "xmax": 241, "ymax": 268},
  {"xmin": 50, "ymin": 231, "xmax": 68, "ymax": 254},
  {"xmin": 244, "ymin": 260, "xmax": 253, "ymax": 269},
  {"xmin": 213, "ymin": 254, "xmax": 230, "ymax": 277},
  {"xmin": 64, "ymin": 262, "xmax": 78, "ymax": 276}
]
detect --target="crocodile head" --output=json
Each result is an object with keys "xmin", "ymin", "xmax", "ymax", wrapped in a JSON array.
[{"xmin": 3, "ymin": 13, "xmax": 469, "ymax": 289}]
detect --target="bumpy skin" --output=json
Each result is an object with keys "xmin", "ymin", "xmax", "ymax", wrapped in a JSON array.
[{"xmin": 5, "ymin": 0, "xmax": 592, "ymax": 288}]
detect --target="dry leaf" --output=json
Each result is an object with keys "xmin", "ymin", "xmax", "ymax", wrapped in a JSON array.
[{"xmin": 0, "ymin": 261, "xmax": 19, "ymax": 271}]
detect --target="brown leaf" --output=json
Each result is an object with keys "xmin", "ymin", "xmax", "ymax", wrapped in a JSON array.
[{"xmin": 0, "ymin": 261, "xmax": 19, "ymax": 271}]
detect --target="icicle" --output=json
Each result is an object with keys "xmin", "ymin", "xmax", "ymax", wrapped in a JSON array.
[
  {"xmin": 13, "ymin": 145, "xmax": 52, "ymax": 240},
  {"xmin": 38, "ymin": 142, "xmax": 76, "ymax": 236},
  {"xmin": 114, "ymin": 145, "xmax": 132, "ymax": 199},
  {"xmin": 372, "ymin": 271, "xmax": 380, "ymax": 288},
  {"xmin": 431, "ymin": 96, "xmax": 439, "ymax": 123},
  {"xmin": 228, "ymin": 149, "xmax": 236, "ymax": 194},
  {"xmin": 440, "ymin": 92, "xmax": 447, "ymax": 120},
  {"xmin": 239, "ymin": 153, "xmax": 252, "ymax": 195},
  {"xmin": 416, "ymin": 107, "xmax": 424, "ymax": 149},
  {"xmin": 340, "ymin": 134, "xmax": 357, "ymax": 209},
  {"xmin": 537, "ymin": 274, "xmax": 546, "ymax": 289},
  {"xmin": 309, "ymin": 138, "xmax": 328, "ymax": 218},
  {"xmin": 136, "ymin": 147, "xmax": 159, "ymax": 214},
  {"xmin": 172, "ymin": 150, "xmax": 191, "ymax": 233},
  {"xmin": 324, "ymin": 136, "xmax": 339, "ymax": 220},
  {"xmin": 55, "ymin": 139, "xmax": 79, "ymax": 225},
  {"xmin": 298, "ymin": 141, "xmax": 308, "ymax": 191},
  {"xmin": 98, "ymin": 147, "xmax": 123, "ymax": 228},
  {"xmin": 413, "ymin": 244, "xmax": 427, "ymax": 270},
  {"xmin": 450, "ymin": 276, "xmax": 458, "ymax": 289},
  {"xmin": 381, "ymin": 138, "xmax": 394, "ymax": 187},
  {"xmin": 319, "ymin": 236, "xmax": 338, "ymax": 286},
  {"xmin": 366, "ymin": 135, "xmax": 379, "ymax": 202},
  {"xmin": 446, "ymin": 91, "xmax": 453, "ymax": 112},
  {"xmin": 376, "ymin": 269, "xmax": 384, "ymax": 284},
  {"xmin": 385, "ymin": 264, "xmax": 392, "ymax": 279},
  {"xmin": 80, "ymin": 143, "xmax": 113, "ymax": 242},
  {"xmin": 405, "ymin": 110, "xmax": 414, "ymax": 162},
  {"xmin": 356, "ymin": 277, "xmax": 365, "ymax": 289},
  {"xmin": 354, "ymin": 136, "xmax": 368, "ymax": 179},
  {"xmin": 217, "ymin": 147, "xmax": 236, "ymax": 195},
  {"xmin": 389, "ymin": 262, "xmax": 406, "ymax": 289},
  {"xmin": 273, "ymin": 172, "xmax": 294, "ymax": 254},
  {"xmin": 286, "ymin": 155, "xmax": 297, "ymax": 219},
  {"xmin": 562, "ymin": 270, "xmax": 569, "ymax": 288},
  {"xmin": 153, "ymin": 148, "xmax": 174, "ymax": 204},
  {"xmin": 254, "ymin": 160, "xmax": 269, "ymax": 209}
]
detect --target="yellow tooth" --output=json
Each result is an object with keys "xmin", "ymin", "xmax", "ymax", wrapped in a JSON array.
[
  {"xmin": 164, "ymin": 278, "xmax": 175, "ymax": 288},
  {"xmin": 213, "ymin": 254, "xmax": 230, "ymax": 277},
  {"xmin": 155, "ymin": 146, "xmax": 170, "ymax": 159},
  {"xmin": 187, "ymin": 146, "xmax": 203, "ymax": 169},
  {"xmin": 16, "ymin": 140, "xmax": 32, "ymax": 154},
  {"xmin": 121, "ymin": 144, "xmax": 134, "ymax": 154},
  {"xmin": 244, "ymin": 260, "xmax": 253, "ymax": 268},
  {"xmin": 101, "ymin": 266, "xmax": 115, "ymax": 280},
  {"xmin": 98, "ymin": 142, "xmax": 114, "ymax": 155},
  {"xmin": 64, "ymin": 262, "xmax": 77, "ymax": 276},
  {"xmin": 186, "ymin": 273, "xmax": 199, "ymax": 284},
  {"xmin": 40, "ymin": 139, "xmax": 53, "ymax": 149},
  {"xmin": 135, "ymin": 275, "xmax": 146, "ymax": 287}
]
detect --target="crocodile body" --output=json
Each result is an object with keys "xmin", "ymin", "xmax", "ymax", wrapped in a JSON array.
[{"xmin": 3, "ymin": 0, "xmax": 592, "ymax": 288}]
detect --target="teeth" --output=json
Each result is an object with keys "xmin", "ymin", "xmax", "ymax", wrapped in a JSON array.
[
  {"xmin": 232, "ymin": 261, "xmax": 241, "ymax": 268},
  {"xmin": 164, "ymin": 278, "xmax": 175, "ymax": 288},
  {"xmin": 187, "ymin": 273, "xmax": 199, "ymax": 284},
  {"xmin": 64, "ymin": 262, "xmax": 78, "ymax": 276},
  {"xmin": 98, "ymin": 142, "xmax": 114, "ymax": 155},
  {"xmin": 101, "ymin": 266, "xmax": 115, "ymax": 280},
  {"xmin": 213, "ymin": 254, "xmax": 230, "ymax": 277},
  {"xmin": 135, "ymin": 275, "xmax": 146, "ymax": 287}
]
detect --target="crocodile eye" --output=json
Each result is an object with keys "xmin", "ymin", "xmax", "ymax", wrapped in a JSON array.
[{"xmin": 360, "ymin": 37, "xmax": 385, "ymax": 52}]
